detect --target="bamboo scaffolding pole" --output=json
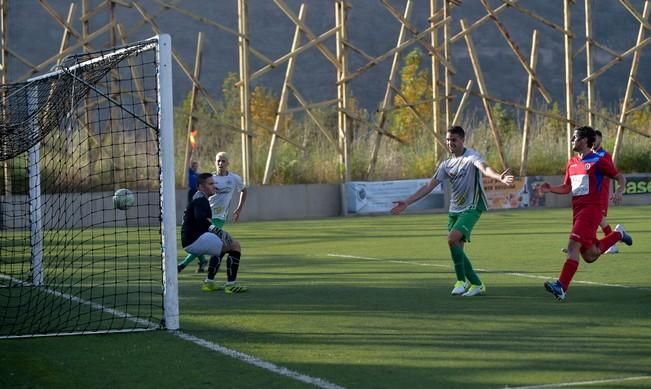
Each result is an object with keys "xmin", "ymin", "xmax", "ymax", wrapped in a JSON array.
[
  {"xmin": 585, "ymin": 0, "xmax": 595, "ymax": 126},
  {"xmin": 263, "ymin": 4, "xmax": 305, "ymax": 185},
  {"xmin": 116, "ymin": 23, "xmax": 155, "ymax": 124},
  {"xmin": 431, "ymin": 0, "xmax": 441, "ymax": 162},
  {"xmin": 613, "ymin": 0, "xmax": 650, "ymax": 163},
  {"xmin": 366, "ymin": 0, "xmax": 412, "ymax": 179},
  {"xmin": 520, "ymin": 30, "xmax": 539, "ymax": 177},
  {"xmin": 619, "ymin": 0, "xmax": 651, "ymax": 31},
  {"xmin": 387, "ymin": 83, "xmax": 447, "ymax": 150},
  {"xmin": 58, "ymin": 3, "xmax": 76, "ymax": 60},
  {"xmin": 339, "ymin": 21, "xmax": 446, "ymax": 85},
  {"xmin": 578, "ymin": 107, "xmax": 649, "ymax": 138},
  {"xmin": 6, "ymin": 48, "xmax": 38, "ymax": 72},
  {"xmin": 152, "ymin": 0, "xmax": 274, "ymax": 66},
  {"xmin": 448, "ymin": 81, "xmax": 569, "ymax": 127},
  {"xmin": 335, "ymin": 0, "xmax": 350, "ymax": 183},
  {"xmin": 18, "ymin": 22, "xmax": 115, "ymax": 81},
  {"xmin": 80, "ymin": 0, "xmax": 109, "ymax": 22},
  {"xmin": 182, "ymin": 32, "xmax": 203, "ymax": 187},
  {"xmin": 133, "ymin": 0, "xmax": 235, "ymax": 151},
  {"xmin": 273, "ymin": 0, "xmax": 338, "ymax": 67},
  {"xmin": 480, "ymin": 0, "xmax": 552, "ymax": 104},
  {"xmin": 564, "ymin": 0, "xmax": 573, "ymax": 159},
  {"xmin": 286, "ymin": 84, "xmax": 339, "ymax": 151},
  {"xmin": 243, "ymin": 26, "xmax": 339, "ymax": 86},
  {"xmin": 238, "ymin": 0, "xmax": 252, "ymax": 184},
  {"xmin": 449, "ymin": 0, "xmax": 518, "ymax": 44},
  {"xmin": 582, "ymin": 36, "xmax": 651, "ymax": 83},
  {"xmin": 443, "ymin": 0, "xmax": 451, "ymax": 128},
  {"xmin": 625, "ymin": 78, "xmax": 651, "ymax": 114},
  {"xmin": 589, "ymin": 38, "xmax": 624, "ymax": 59},
  {"xmin": 176, "ymin": 92, "xmax": 308, "ymax": 147},
  {"xmin": 443, "ymin": 78, "xmax": 645, "ymax": 137},
  {"xmin": 451, "ymin": 80, "xmax": 473, "ymax": 126},
  {"xmin": 81, "ymin": 0, "xmax": 93, "ymax": 170},
  {"xmin": 107, "ymin": 1, "xmax": 120, "ymax": 163},
  {"xmin": 38, "ymin": 0, "xmax": 83, "ymax": 42},
  {"xmin": 500, "ymin": 0, "xmax": 571, "ymax": 36},
  {"xmin": 338, "ymin": 106, "xmax": 405, "ymax": 145},
  {"xmin": 460, "ymin": 19, "xmax": 507, "ymax": 170},
  {"xmin": 342, "ymin": 40, "xmax": 377, "ymax": 64},
  {"xmin": 124, "ymin": 0, "xmax": 178, "ymax": 38},
  {"xmin": 279, "ymin": 99, "xmax": 338, "ymax": 114},
  {"xmin": 132, "ymin": 2, "xmax": 205, "ymax": 90},
  {"xmin": 381, "ymin": 0, "xmax": 454, "ymax": 74},
  {"xmin": 376, "ymin": 92, "xmax": 445, "ymax": 114}
]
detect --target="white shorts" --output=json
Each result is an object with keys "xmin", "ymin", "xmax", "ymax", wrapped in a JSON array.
[{"xmin": 184, "ymin": 232, "xmax": 223, "ymax": 257}]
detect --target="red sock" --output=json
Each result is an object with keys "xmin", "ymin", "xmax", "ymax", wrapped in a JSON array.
[
  {"xmin": 558, "ymin": 259, "xmax": 579, "ymax": 291},
  {"xmin": 602, "ymin": 224, "xmax": 612, "ymax": 236},
  {"xmin": 598, "ymin": 231, "xmax": 621, "ymax": 253}
]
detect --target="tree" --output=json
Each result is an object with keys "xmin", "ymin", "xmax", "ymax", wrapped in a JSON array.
[{"xmin": 388, "ymin": 48, "xmax": 431, "ymax": 143}]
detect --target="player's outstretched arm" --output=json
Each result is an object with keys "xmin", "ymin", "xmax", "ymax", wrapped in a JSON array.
[
  {"xmin": 390, "ymin": 177, "xmax": 440, "ymax": 215},
  {"xmin": 478, "ymin": 164, "xmax": 514, "ymax": 186},
  {"xmin": 540, "ymin": 182, "xmax": 571, "ymax": 195}
]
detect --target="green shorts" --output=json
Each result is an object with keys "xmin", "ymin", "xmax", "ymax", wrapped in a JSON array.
[
  {"xmin": 211, "ymin": 218, "xmax": 226, "ymax": 228},
  {"xmin": 447, "ymin": 209, "xmax": 482, "ymax": 242}
]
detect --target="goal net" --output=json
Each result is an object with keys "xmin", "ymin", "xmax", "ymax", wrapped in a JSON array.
[{"xmin": 0, "ymin": 35, "xmax": 178, "ymax": 338}]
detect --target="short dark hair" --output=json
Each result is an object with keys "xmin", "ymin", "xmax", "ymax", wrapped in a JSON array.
[
  {"xmin": 197, "ymin": 172, "xmax": 213, "ymax": 187},
  {"xmin": 595, "ymin": 130, "xmax": 602, "ymax": 137},
  {"xmin": 447, "ymin": 126, "xmax": 465, "ymax": 139},
  {"xmin": 575, "ymin": 126, "xmax": 596, "ymax": 148}
]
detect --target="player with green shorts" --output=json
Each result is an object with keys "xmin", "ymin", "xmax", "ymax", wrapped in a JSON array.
[
  {"xmin": 177, "ymin": 152, "xmax": 247, "ymax": 273},
  {"xmin": 391, "ymin": 126, "xmax": 513, "ymax": 297}
]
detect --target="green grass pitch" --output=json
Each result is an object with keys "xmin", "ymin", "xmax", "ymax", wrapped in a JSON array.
[{"xmin": 2, "ymin": 205, "xmax": 650, "ymax": 388}]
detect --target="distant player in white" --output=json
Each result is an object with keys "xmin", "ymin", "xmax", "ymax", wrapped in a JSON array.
[
  {"xmin": 177, "ymin": 152, "xmax": 248, "ymax": 273},
  {"xmin": 210, "ymin": 151, "xmax": 248, "ymax": 228}
]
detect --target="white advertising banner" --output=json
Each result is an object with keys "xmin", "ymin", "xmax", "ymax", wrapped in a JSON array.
[{"xmin": 346, "ymin": 179, "xmax": 444, "ymax": 214}]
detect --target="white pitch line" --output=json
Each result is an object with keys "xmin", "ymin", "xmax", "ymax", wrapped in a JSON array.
[
  {"xmin": 173, "ymin": 331, "xmax": 345, "ymax": 389},
  {"xmin": 1, "ymin": 274, "xmax": 345, "ymax": 388},
  {"xmin": 504, "ymin": 375, "xmax": 651, "ymax": 388},
  {"xmin": 326, "ymin": 253, "xmax": 651, "ymax": 291}
]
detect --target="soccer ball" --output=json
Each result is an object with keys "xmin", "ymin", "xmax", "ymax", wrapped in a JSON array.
[{"xmin": 113, "ymin": 188, "xmax": 135, "ymax": 210}]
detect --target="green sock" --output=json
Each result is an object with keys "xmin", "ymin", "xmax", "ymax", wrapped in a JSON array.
[
  {"xmin": 461, "ymin": 252, "xmax": 482, "ymax": 285},
  {"xmin": 180, "ymin": 253, "xmax": 197, "ymax": 267},
  {"xmin": 449, "ymin": 246, "xmax": 466, "ymax": 282}
]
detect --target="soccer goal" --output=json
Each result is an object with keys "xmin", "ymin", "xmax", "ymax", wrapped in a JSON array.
[{"xmin": 0, "ymin": 35, "xmax": 178, "ymax": 338}]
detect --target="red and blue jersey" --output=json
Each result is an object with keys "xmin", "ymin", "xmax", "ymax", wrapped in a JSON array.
[
  {"xmin": 562, "ymin": 151, "xmax": 618, "ymax": 208},
  {"xmin": 593, "ymin": 146, "xmax": 613, "ymax": 207}
]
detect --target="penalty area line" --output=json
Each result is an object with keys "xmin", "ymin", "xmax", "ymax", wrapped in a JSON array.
[
  {"xmin": 326, "ymin": 253, "xmax": 651, "ymax": 292},
  {"xmin": 504, "ymin": 374, "xmax": 651, "ymax": 388},
  {"xmin": 172, "ymin": 331, "xmax": 345, "ymax": 389}
]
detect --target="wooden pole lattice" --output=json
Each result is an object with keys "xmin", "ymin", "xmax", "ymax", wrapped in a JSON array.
[{"xmin": 2, "ymin": 0, "xmax": 649, "ymax": 185}]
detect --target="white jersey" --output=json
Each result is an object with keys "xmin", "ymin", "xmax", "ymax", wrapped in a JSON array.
[
  {"xmin": 209, "ymin": 172, "xmax": 245, "ymax": 220},
  {"xmin": 433, "ymin": 148, "xmax": 487, "ymax": 213}
]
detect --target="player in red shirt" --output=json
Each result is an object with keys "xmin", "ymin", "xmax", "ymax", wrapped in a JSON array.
[
  {"xmin": 539, "ymin": 126, "xmax": 632, "ymax": 301},
  {"xmin": 593, "ymin": 130, "xmax": 619, "ymax": 254}
]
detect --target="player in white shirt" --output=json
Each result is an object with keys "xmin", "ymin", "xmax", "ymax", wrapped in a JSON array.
[
  {"xmin": 178, "ymin": 152, "xmax": 248, "ymax": 273},
  {"xmin": 210, "ymin": 152, "xmax": 247, "ymax": 228},
  {"xmin": 391, "ymin": 126, "xmax": 514, "ymax": 297}
]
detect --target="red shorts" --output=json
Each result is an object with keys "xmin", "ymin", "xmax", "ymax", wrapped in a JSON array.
[
  {"xmin": 570, "ymin": 205, "xmax": 602, "ymax": 248},
  {"xmin": 601, "ymin": 202, "xmax": 609, "ymax": 217}
]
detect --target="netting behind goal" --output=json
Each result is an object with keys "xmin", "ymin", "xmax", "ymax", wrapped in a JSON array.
[{"xmin": 0, "ymin": 35, "xmax": 178, "ymax": 338}]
